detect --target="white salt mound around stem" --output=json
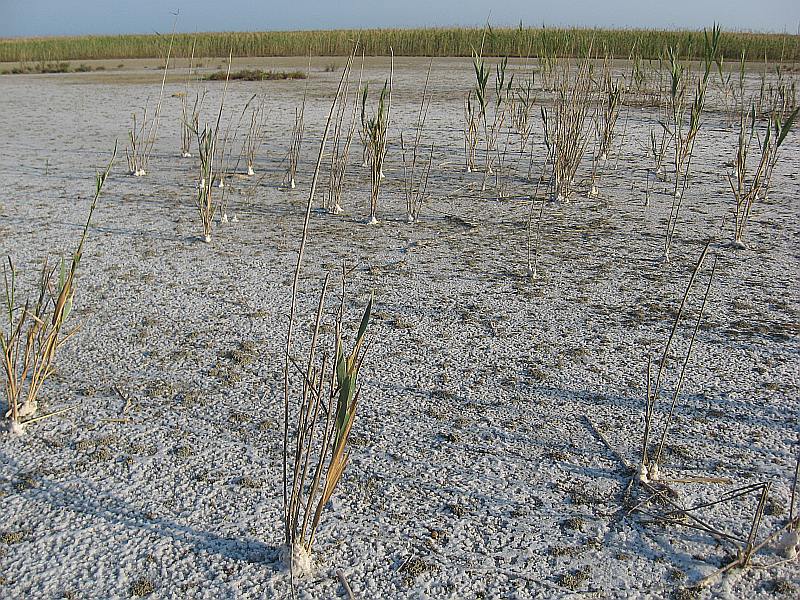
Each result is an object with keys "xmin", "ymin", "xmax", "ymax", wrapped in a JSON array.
[
  {"xmin": 776, "ymin": 530, "xmax": 799, "ymax": 559},
  {"xmin": 281, "ymin": 543, "xmax": 314, "ymax": 578},
  {"xmin": 8, "ymin": 420, "xmax": 25, "ymax": 436}
]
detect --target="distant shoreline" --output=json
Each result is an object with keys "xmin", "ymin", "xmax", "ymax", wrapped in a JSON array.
[{"xmin": 1, "ymin": 27, "xmax": 798, "ymax": 62}]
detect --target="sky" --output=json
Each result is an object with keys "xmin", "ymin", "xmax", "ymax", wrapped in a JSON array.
[{"xmin": 2, "ymin": 0, "xmax": 799, "ymax": 37}]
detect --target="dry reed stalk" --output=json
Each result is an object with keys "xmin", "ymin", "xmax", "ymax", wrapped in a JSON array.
[
  {"xmin": 178, "ymin": 37, "xmax": 198, "ymax": 158},
  {"xmin": 463, "ymin": 92, "xmax": 480, "ymax": 172},
  {"xmin": 284, "ymin": 56, "xmax": 311, "ymax": 190},
  {"xmin": 511, "ymin": 69, "xmax": 536, "ymax": 155},
  {"xmin": 285, "ymin": 106, "xmax": 305, "ymax": 190},
  {"xmin": 596, "ymin": 65, "xmax": 624, "ymax": 161},
  {"xmin": 179, "ymin": 92, "xmax": 201, "ymax": 158},
  {"xmin": 493, "ymin": 123, "xmax": 515, "ymax": 199},
  {"xmin": 663, "ymin": 26, "xmax": 721, "ymax": 262},
  {"xmin": 640, "ymin": 240, "xmax": 715, "ymax": 483},
  {"xmin": 237, "ymin": 96, "xmax": 265, "ymax": 177},
  {"xmin": 525, "ymin": 166, "xmax": 547, "ymax": 277}
]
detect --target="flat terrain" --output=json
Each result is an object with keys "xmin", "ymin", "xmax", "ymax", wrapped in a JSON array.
[{"xmin": 0, "ymin": 57, "xmax": 798, "ymax": 599}]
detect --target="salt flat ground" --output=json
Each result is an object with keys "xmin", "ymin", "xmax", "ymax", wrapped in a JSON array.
[{"xmin": 0, "ymin": 57, "xmax": 798, "ymax": 599}]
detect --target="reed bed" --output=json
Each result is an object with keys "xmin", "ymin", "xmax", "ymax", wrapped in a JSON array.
[{"xmin": 2, "ymin": 28, "xmax": 798, "ymax": 62}]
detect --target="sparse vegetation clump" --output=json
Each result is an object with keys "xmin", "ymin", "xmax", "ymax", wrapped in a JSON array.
[
  {"xmin": 728, "ymin": 101, "xmax": 798, "ymax": 249},
  {"xmin": 125, "ymin": 27, "xmax": 175, "ymax": 176},
  {"xmin": 204, "ymin": 69, "xmax": 307, "ymax": 81},
  {"xmin": 0, "ymin": 61, "xmax": 104, "ymax": 75}
]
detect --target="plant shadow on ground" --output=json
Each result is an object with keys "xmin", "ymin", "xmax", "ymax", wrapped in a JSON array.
[{"xmin": 3, "ymin": 459, "xmax": 281, "ymax": 566}]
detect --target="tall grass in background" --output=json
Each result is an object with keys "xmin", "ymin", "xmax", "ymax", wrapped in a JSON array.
[{"xmin": 2, "ymin": 28, "xmax": 798, "ymax": 62}]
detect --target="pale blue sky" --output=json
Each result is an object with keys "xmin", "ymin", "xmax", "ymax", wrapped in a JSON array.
[{"xmin": 2, "ymin": 0, "xmax": 799, "ymax": 37}]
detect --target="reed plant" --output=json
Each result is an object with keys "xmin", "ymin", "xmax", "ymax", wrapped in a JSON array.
[
  {"xmin": 663, "ymin": 25, "xmax": 721, "ymax": 262},
  {"xmin": 468, "ymin": 46, "xmax": 515, "ymax": 192},
  {"xmin": 486, "ymin": 57, "xmax": 514, "ymax": 193},
  {"xmin": 525, "ymin": 169, "xmax": 547, "ymax": 278},
  {"xmin": 125, "ymin": 27, "xmax": 175, "ymax": 175},
  {"xmin": 640, "ymin": 241, "xmax": 715, "ymax": 484},
  {"xmin": 178, "ymin": 93, "xmax": 201, "ymax": 158},
  {"xmin": 469, "ymin": 45, "xmax": 495, "ymax": 190},
  {"xmin": 192, "ymin": 57, "xmax": 230, "ymax": 242},
  {"xmin": 2, "ymin": 148, "xmax": 115, "ymax": 435},
  {"xmin": 541, "ymin": 57, "xmax": 595, "ymax": 200},
  {"xmin": 596, "ymin": 67, "xmax": 624, "ymax": 161},
  {"xmin": 649, "ymin": 124, "xmax": 669, "ymax": 180},
  {"xmin": 195, "ymin": 126, "xmax": 219, "ymax": 241},
  {"xmin": 728, "ymin": 102, "xmax": 798, "ymax": 248},
  {"xmin": 324, "ymin": 49, "xmax": 359, "ymax": 214},
  {"xmin": 401, "ymin": 60, "xmax": 434, "ymax": 222},
  {"xmin": 283, "ymin": 275, "xmax": 372, "ymax": 576},
  {"xmin": 281, "ymin": 51, "xmax": 371, "ymax": 578},
  {"xmin": 511, "ymin": 69, "xmax": 536, "ymax": 154},
  {"xmin": 126, "ymin": 110, "xmax": 150, "ymax": 176},
  {"xmin": 283, "ymin": 58, "xmax": 312, "ymax": 189},
  {"xmin": 361, "ymin": 52, "xmax": 393, "ymax": 224},
  {"xmin": 178, "ymin": 38, "xmax": 199, "ymax": 158},
  {"xmin": 285, "ymin": 104, "xmax": 305, "ymax": 189},
  {"xmin": 463, "ymin": 92, "xmax": 480, "ymax": 172},
  {"xmin": 242, "ymin": 96, "xmax": 267, "ymax": 176}
]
